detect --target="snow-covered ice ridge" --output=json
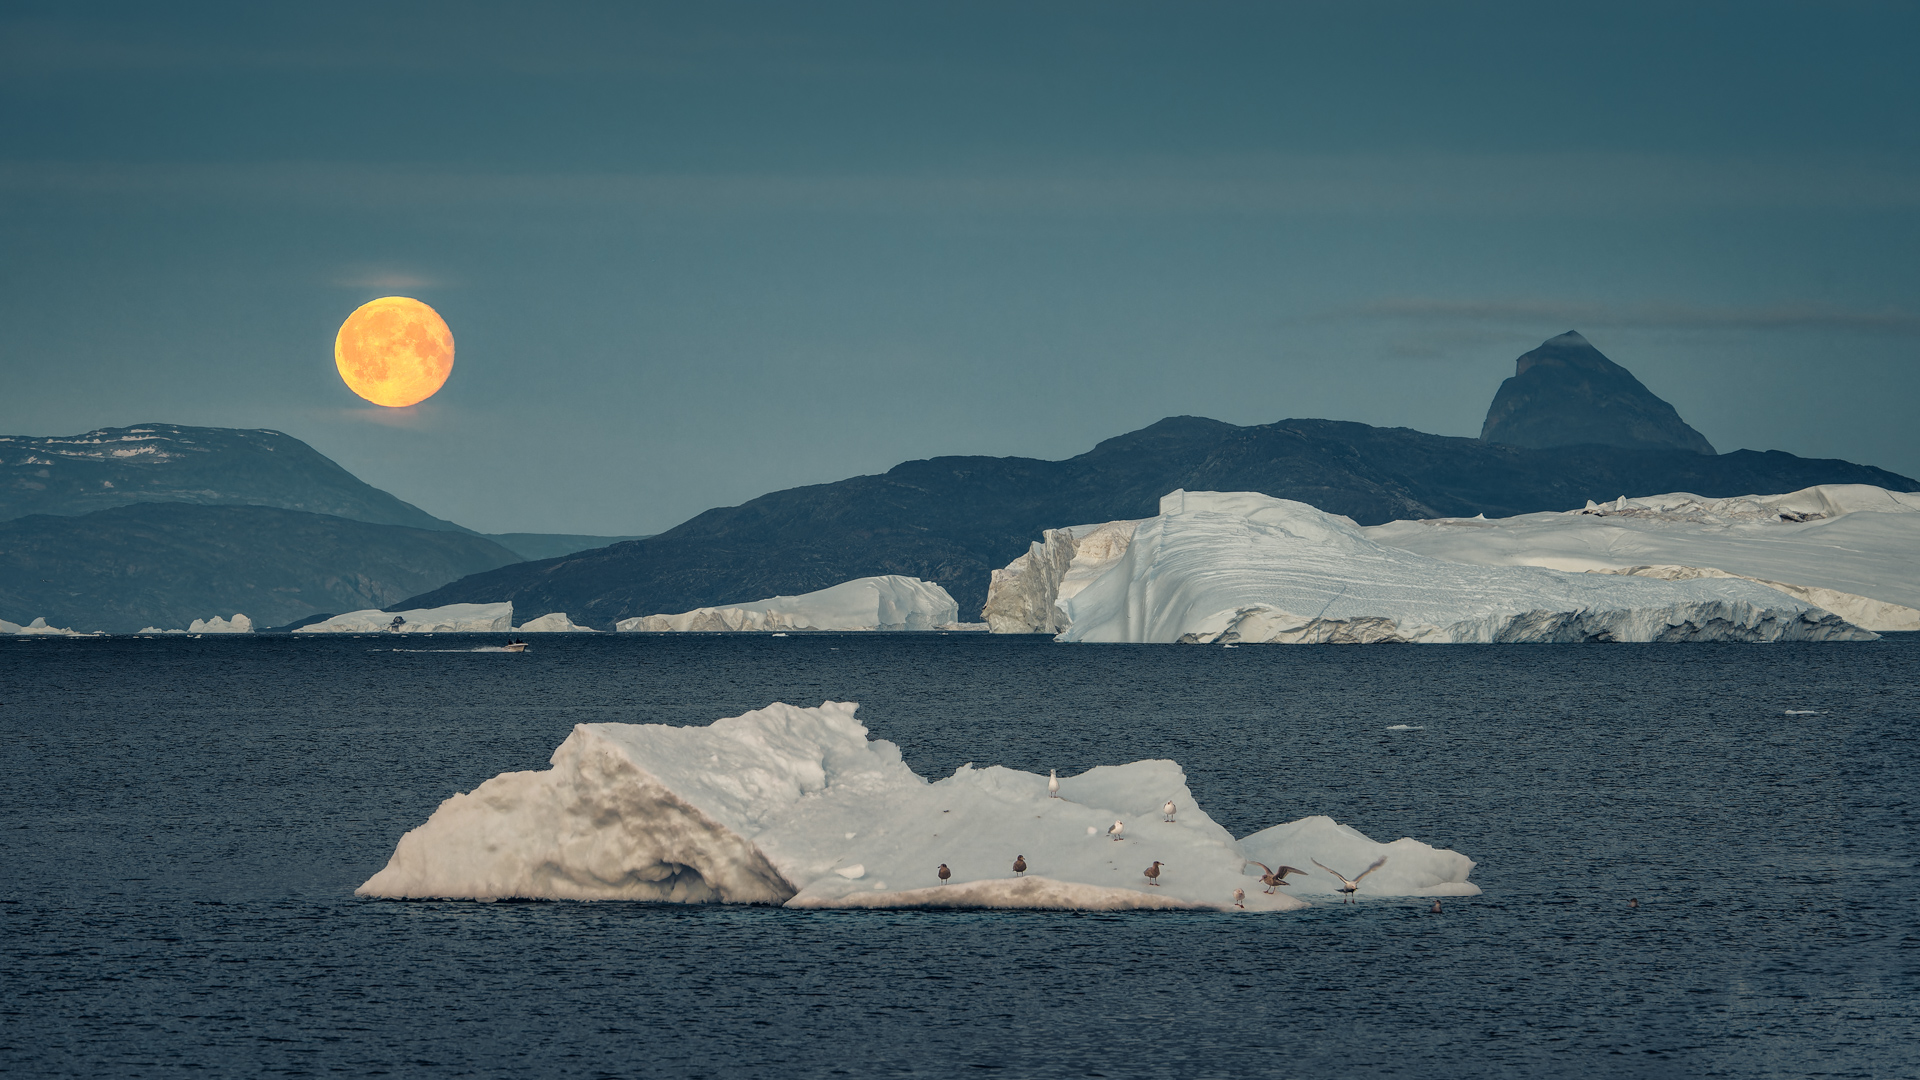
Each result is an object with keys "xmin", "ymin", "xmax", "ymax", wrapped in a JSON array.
[
  {"xmin": 1, "ymin": 617, "xmax": 95, "ymax": 636},
  {"xmin": 618, "ymin": 576, "xmax": 958, "ymax": 632},
  {"xmin": 991, "ymin": 490, "xmax": 1878, "ymax": 643},
  {"xmin": 297, "ymin": 603, "xmax": 516, "ymax": 633},
  {"xmin": 1368, "ymin": 484, "xmax": 1920, "ymax": 632},
  {"xmin": 357, "ymin": 701, "xmax": 1477, "ymax": 909}
]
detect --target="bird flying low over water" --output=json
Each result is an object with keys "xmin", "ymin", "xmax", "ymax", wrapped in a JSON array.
[
  {"xmin": 1245, "ymin": 861, "xmax": 1307, "ymax": 893},
  {"xmin": 1144, "ymin": 861, "xmax": 1164, "ymax": 886},
  {"xmin": 1108, "ymin": 820, "xmax": 1125, "ymax": 841},
  {"xmin": 1048, "ymin": 770, "xmax": 1060, "ymax": 798},
  {"xmin": 1313, "ymin": 857, "xmax": 1388, "ymax": 902},
  {"xmin": 937, "ymin": 864, "xmax": 951, "ymax": 886},
  {"xmin": 1012, "ymin": 855, "xmax": 1027, "ymax": 876}
]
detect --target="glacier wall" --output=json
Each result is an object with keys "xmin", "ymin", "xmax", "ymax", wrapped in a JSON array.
[
  {"xmin": 980, "ymin": 519, "xmax": 1142, "ymax": 633},
  {"xmin": 618, "ymin": 575, "xmax": 958, "ymax": 633},
  {"xmin": 1056, "ymin": 491, "xmax": 1873, "ymax": 644},
  {"xmin": 357, "ymin": 701, "xmax": 1478, "ymax": 909}
]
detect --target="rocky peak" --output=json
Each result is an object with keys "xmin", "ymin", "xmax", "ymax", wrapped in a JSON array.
[{"xmin": 1481, "ymin": 332, "xmax": 1716, "ymax": 455}]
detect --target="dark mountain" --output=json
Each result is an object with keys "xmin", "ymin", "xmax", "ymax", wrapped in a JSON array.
[
  {"xmin": 0, "ymin": 423, "xmax": 473, "ymax": 530},
  {"xmin": 398, "ymin": 414, "xmax": 1918, "ymax": 627},
  {"xmin": 1481, "ymin": 332, "xmax": 1717, "ymax": 454},
  {"xmin": 483, "ymin": 532, "xmax": 653, "ymax": 560},
  {"xmin": 0, "ymin": 503, "xmax": 522, "ymax": 633}
]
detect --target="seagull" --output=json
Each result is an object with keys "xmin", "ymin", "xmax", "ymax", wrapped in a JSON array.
[
  {"xmin": 1312, "ymin": 856, "xmax": 1388, "ymax": 903},
  {"xmin": 937, "ymin": 864, "xmax": 951, "ymax": 886},
  {"xmin": 1012, "ymin": 855, "xmax": 1027, "ymax": 876},
  {"xmin": 1629, "ymin": 897, "xmax": 1638, "ymax": 908},
  {"xmin": 1048, "ymin": 770, "xmax": 1060, "ymax": 798},
  {"xmin": 1108, "ymin": 820, "xmax": 1125, "ymax": 841},
  {"xmin": 1163, "ymin": 799, "xmax": 1177, "ymax": 822},
  {"xmin": 1430, "ymin": 900, "xmax": 1442, "ymax": 914},
  {"xmin": 1245, "ymin": 861, "xmax": 1307, "ymax": 893},
  {"xmin": 1233, "ymin": 888, "xmax": 1246, "ymax": 908},
  {"xmin": 1144, "ymin": 861, "xmax": 1163, "ymax": 886}
]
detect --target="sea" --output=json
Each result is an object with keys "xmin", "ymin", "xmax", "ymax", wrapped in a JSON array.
[{"xmin": 2, "ymin": 632, "xmax": 1915, "ymax": 1079}]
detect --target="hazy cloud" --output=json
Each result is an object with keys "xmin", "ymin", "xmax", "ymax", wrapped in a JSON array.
[{"xmin": 1355, "ymin": 297, "xmax": 1920, "ymax": 337}]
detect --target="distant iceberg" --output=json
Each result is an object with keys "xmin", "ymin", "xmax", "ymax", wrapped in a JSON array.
[
  {"xmin": 188, "ymin": 614, "xmax": 252, "ymax": 634},
  {"xmin": 617, "ymin": 576, "xmax": 958, "ymax": 632},
  {"xmin": 982, "ymin": 519, "xmax": 1142, "ymax": 634},
  {"xmin": 357, "ymin": 701, "xmax": 1476, "ymax": 908},
  {"xmin": 294, "ymin": 602, "xmax": 514, "ymax": 633},
  {"xmin": 1365, "ymin": 484, "xmax": 1920, "ymax": 632},
  {"xmin": 995, "ymin": 491, "xmax": 1872, "ymax": 643},
  {"xmin": 514, "ymin": 612, "xmax": 596, "ymax": 633},
  {"xmin": 2, "ymin": 617, "xmax": 90, "ymax": 636}
]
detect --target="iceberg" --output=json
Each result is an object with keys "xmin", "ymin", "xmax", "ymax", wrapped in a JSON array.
[
  {"xmin": 982, "ymin": 519, "xmax": 1143, "ymax": 634},
  {"xmin": 2, "ymin": 616, "xmax": 90, "ymax": 636},
  {"xmin": 514, "ymin": 612, "xmax": 597, "ymax": 633},
  {"xmin": 617, "ymin": 576, "xmax": 958, "ymax": 633},
  {"xmin": 356, "ymin": 701, "xmax": 1476, "ymax": 908},
  {"xmin": 187, "ymin": 614, "xmax": 252, "ymax": 634},
  {"xmin": 294, "ymin": 602, "xmax": 514, "ymax": 633},
  {"xmin": 1365, "ymin": 484, "xmax": 1920, "ymax": 630},
  {"xmin": 1051, "ymin": 491, "xmax": 1871, "ymax": 643}
]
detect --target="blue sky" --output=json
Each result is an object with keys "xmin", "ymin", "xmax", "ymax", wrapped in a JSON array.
[{"xmin": 3, "ymin": 1, "xmax": 1916, "ymax": 533}]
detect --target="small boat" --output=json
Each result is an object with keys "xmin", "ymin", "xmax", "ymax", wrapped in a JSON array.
[{"xmin": 504, "ymin": 638, "xmax": 528, "ymax": 653}]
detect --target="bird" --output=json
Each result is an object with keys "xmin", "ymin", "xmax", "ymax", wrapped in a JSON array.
[
  {"xmin": 1012, "ymin": 855, "xmax": 1027, "ymax": 876},
  {"xmin": 1233, "ymin": 888, "xmax": 1246, "ymax": 908},
  {"xmin": 1163, "ymin": 799, "xmax": 1177, "ymax": 822},
  {"xmin": 1144, "ymin": 861, "xmax": 1163, "ymax": 886},
  {"xmin": 1245, "ymin": 861, "xmax": 1307, "ymax": 893},
  {"xmin": 1629, "ymin": 897, "xmax": 1639, "ymax": 908},
  {"xmin": 1108, "ymin": 820, "xmax": 1125, "ymax": 841},
  {"xmin": 1048, "ymin": 770, "xmax": 1060, "ymax": 798},
  {"xmin": 1312, "ymin": 856, "xmax": 1388, "ymax": 903},
  {"xmin": 937, "ymin": 864, "xmax": 951, "ymax": 886},
  {"xmin": 1430, "ymin": 900, "xmax": 1442, "ymax": 914}
]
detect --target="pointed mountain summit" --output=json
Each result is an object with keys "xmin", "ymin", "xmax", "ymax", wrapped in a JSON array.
[{"xmin": 1481, "ymin": 332, "xmax": 1716, "ymax": 455}]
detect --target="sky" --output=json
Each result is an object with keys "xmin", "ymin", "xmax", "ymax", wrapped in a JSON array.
[{"xmin": 3, "ymin": 1, "xmax": 1917, "ymax": 535}]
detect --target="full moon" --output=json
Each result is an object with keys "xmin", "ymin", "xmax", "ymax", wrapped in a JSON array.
[{"xmin": 334, "ymin": 296, "xmax": 454, "ymax": 407}]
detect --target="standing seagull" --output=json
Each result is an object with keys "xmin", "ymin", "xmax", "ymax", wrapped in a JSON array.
[
  {"xmin": 1012, "ymin": 855, "xmax": 1027, "ymax": 876},
  {"xmin": 937, "ymin": 864, "xmax": 951, "ymax": 886},
  {"xmin": 1312, "ymin": 856, "xmax": 1388, "ymax": 903},
  {"xmin": 1048, "ymin": 770, "xmax": 1060, "ymax": 798},
  {"xmin": 1144, "ymin": 861, "xmax": 1164, "ymax": 886},
  {"xmin": 1245, "ymin": 861, "xmax": 1307, "ymax": 893},
  {"xmin": 1163, "ymin": 799, "xmax": 1177, "ymax": 822},
  {"xmin": 1233, "ymin": 888, "xmax": 1246, "ymax": 909},
  {"xmin": 1108, "ymin": 820, "xmax": 1126, "ymax": 841}
]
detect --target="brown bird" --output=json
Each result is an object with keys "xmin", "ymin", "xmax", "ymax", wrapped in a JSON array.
[
  {"xmin": 1245, "ymin": 861, "xmax": 1307, "ymax": 893},
  {"xmin": 1233, "ymin": 888, "xmax": 1246, "ymax": 908},
  {"xmin": 1629, "ymin": 897, "xmax": 1638, "ymax": 908},
  {"xmin": 937, "ymin": 863, "xmax": 951, "ymax": 886},
  {"xmin": 1144, "ymin": 861, "xmax": 1164, "ymax": 886},
  {"xmin": 1312, "ymin": 856, "xmax": 1388, "ymax": 903},
  {"xmin": 1430, "ymin": 900, "xmax": 1442, "ymax": 914},
  {"xmin": 1012, "ymin": 855, "xmax": 1027, "ymax": 876}
]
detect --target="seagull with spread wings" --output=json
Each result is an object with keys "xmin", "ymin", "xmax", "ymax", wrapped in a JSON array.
[
  {"xmin": 1312, "ymin": 856, "xmax": 1388, "ymax": 902},
  {"xmin": 1245, "ymin": 861, "xmax": 1307, "ymax": 894}
]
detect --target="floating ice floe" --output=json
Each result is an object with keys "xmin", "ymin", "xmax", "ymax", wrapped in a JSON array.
[
  {"xmin": 1366, "ymin": 484, "xmax": 1920, "ymax": 631},
  {"xmin": 616, "ymin": 576, "xmax": 958, "ymax": 632},
  {"xmin": 356, "ymin": 701, "xmax": 1477, "ymax": 909},
  {"xmin": 514, "ymin": 612, "xmax": 596, "ymax": 633},
  {"xmin": 187, "ymin": 614, "xmax": 252, "ymax": 634},
  {"xmin": 988, "ymin": 490, "xmax": 1875, "ymax": 643},
  {"xmin": 294, "ymin": 602, "xmax": 515, "ymax": 633}
]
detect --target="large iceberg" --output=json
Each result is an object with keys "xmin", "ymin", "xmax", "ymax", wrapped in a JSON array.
[
  {"xmin": 514, "ymin": 612, "xmax": 597, "ymax": 633},
  {"xmin": 357, "ymin": 701, "xmax": 1477, "ymax": 909},
  {"xmin": 2, "ymin": 616, "xmax": 91, "ymax": 636},
  {"xmin": 982, "ymin": 520, "xmax": 1143, "ymax": 634},
  {"xmin": 617, "ymin": 576, "xmax": 958, "ymax": 633},
  {"xmin": 1046, "ymin": 491, "xmax": 1870, "ymax": 643},
  {"xmin": 188, "ymin": 614, "xmax": 253, "ymax": 634},
  {"xmin": 294, "ymin": 602, "xmax": 515, "ymax": 633},
  {"xmin": 1365, "ymin": 485, "xmax": 1920, "ymax": 632}
]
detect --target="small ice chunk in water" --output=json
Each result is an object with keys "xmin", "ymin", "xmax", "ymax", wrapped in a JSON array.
[{"xmin": 1385, "ymin": 724, "xmax": 1424, "ymax": 731}]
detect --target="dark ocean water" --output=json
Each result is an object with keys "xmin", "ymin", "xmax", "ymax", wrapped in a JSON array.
[{"xmin": 1, "ymin": 632, "xmax": 1915, "ymax": 1079}]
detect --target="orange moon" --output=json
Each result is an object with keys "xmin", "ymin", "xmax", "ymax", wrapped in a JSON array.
[{"xmin": 334, "ymin": 296, "xmax": 454, "ymax": 407}]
